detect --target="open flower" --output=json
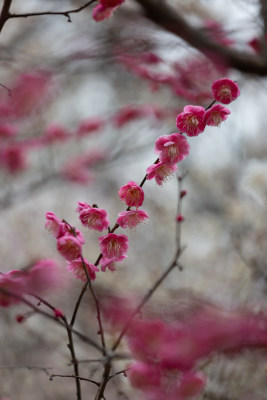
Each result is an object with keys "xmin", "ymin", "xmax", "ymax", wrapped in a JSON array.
[
  {"xmin": 176, "ymin": 105, "xmax": 206, "ymax": 137},
  {"xmin": 78, "ymin": 205, "xmax": 109, "ymax": 232},
  {"xmin": 57, "ymin": 235, "xmax": 82, "ymax": 261},
  {"xmin": 211, "ymin": 78, "xmax": 240, "ymax": 104},
  {"xmin": 117, "ymin": 210, "xmax": 149, "ymax": 229},
  {"xmin": 146, "ymin": 162, "xmax": 178, "ymax": 185},
  {"xmin": 155, "ymin": 133, "xmax": 190, "ymax": 164},
  {"xmin": 67, "ymin": 257, "xmax": 99, "ymax": 282},
  {"xmin": 119, "ymin": 181, "xmax": 144, "ymax": 207},
  {"xmin": 204, "ymin": 104, "xmax": 230, "ymax": 126},
  {"xmin": 98, "ymin": 233, "xmax": 128, "ymax": 259}
]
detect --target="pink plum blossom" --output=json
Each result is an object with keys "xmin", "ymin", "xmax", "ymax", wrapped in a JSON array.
[
  {"xmin": 0, "ymin": 259, "xmax": 60, "ymax": 307},
  {"xmin": 0, "ymin": 270, "xmax": 26, "ymax": 307},
  {"xmin": 77, "ymin": 117, "xmax": 103, "ymax": 137},
  {"xmin": 176, "ymin": 105, "xmax": 206, "ymax": 137},
  {"xmin": 113, "ymin": 105, "xmax": 145, "ymax": 128},
  {"xmin": 128, "ymin": 362, "xmax": 161, "ymax": 390},
  {"xmin": 0, "ymin": 145, "xmax": 27, "ymax": 173},
  {"xmin": 76, "ymin": 202, "xmax": 89, "ymax": 213},
  {"xmin": 98, "ymin": 233, "xmax": 128, "ymax": 259},
  {"xmin": 146, "ymin": 162, "xmax": 178, "ymax": 185},
  {"xmin": 57, "ymin": 235, "xmax": 82, "ymax": 261},
  {"xmin": 78, "ymin": 205, "xmax": 110, "ymax": 231},
  {"xmin": 211, "ymin": 78, "xmax": 240, "ymax": 104},
  {"xmin": 26, "ymin": 259, "xmax": 60, "ymax": 294},
  {"xmin": 45, "ymin": 212, "xmax": 64, "ymax": 238},
  {"xmin": 43, "ymin": 123, "xmax": 69, "ymax": 143},
  {"xmin": 118, "ymin": 181, "xmax": 144, "ymax": 207},
  {"xmin": 117, "ymin": 209, "xmax": 149, "ymax": 229},
  {"xmin": 204, "ymin": 104, "xmax": 230, "ymax": 126},
  {"xmin": 100, "ymin": 255, "xmax": 126, "ymax": 272},
  {"xmin": 67, "ymin": 257, "xmax": 99, "ymax": 282},
  {"xmin": 45, "ymin": 212, "xmax": 85, "ymax": 244},
  {"xmin": 177, "ymin": 371, "xmax": 207, "ymax": 398},
  {"xmin": 0, "ymin": 124, "xmax": 17, "ymax": 138},
  {"xmin": 92, "ymin": 4, "xmax": 114, "ymax": 21},
  {"xmin": 155, "ymin": 133, "xmax": 190, "ymax": 164}
]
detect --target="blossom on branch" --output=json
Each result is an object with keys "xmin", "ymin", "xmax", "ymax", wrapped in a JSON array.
[
  {"xmin": 155, "ymin": 133, "xmax": 190, "ymax": 164},
  {"xmin": 57, "ymin": 235, "xmax": 83, "ymax": 261},
  {"xmin": 204, "ymin": 104, "xmax": 230, "ymax": 126},
  {"xmin": 98, "ymin": 233, "xmax": 128, "ymax": 260},
  {"xmin": 117, "ymin": 209, "xmax": 149, "ymax": 229},
  {"xmin": 146, "ymin": 162, "xmax": 178, "ymax": 185},
  {"xmin": 211, "ymin": 78, "xmax": 240, "ymax": 104},
  {"xmin": 77, "ymin": 204, "xmax": 110, "ymax": 232},
  {"xmin": 176, "ymin": 105, "xmax": 206, "ymax": 137},
  {"xmin": 67, "ymin": 257, "xmax": 99, "ymax": 282},
  {"xmin": 118, "ymin": 181, "xmax": 144, "ymax": 208}
]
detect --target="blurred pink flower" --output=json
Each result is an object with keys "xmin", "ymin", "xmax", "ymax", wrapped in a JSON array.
[
  {"xmin": 117, "ymin": 209, "xmax": 149, "ymax": 229},
  {"xmin": 0, "ymin": 124, "xmax": 17, "ymax": 138},
  {"xmin": 98, "ymin": 233, "xmax": 128, "ymax": 259},
  {"xmin": 177, "ymin": 371, "xmax": 207, "ymax": 398},
  {"xmin": 45, "ymin": 212, "xmax": 64, "ymax": 238},
  {"xmin": 0, "ymin": 270, "xmax": 26, "ymax": 307},
  {"xmin": 155, "ymin": 133, "xmax": 190, "ymax": 164},
  {"xmin": 0, "ymin": 145, "xmax": 27, "ymax": 173},
  {"xmin": 43, "ymin": 123, "xmax": 69, "ymax": 143},
  {"xmin": 146, "ymin": 162, "xmax": 178, "ymax": 185},
  {"xmin": 212, "ymin": 78, "xmax": 240, "ymax": 104},
  {"xmin": 118, "ymin": 181, "xmax": 144, "ymax": 208},
  {"xmin": 176, "ymin": 105, "xmax": 206, "ymax": 137},
  {"xmin": 112, "ymin": 105, "xmax": 145, "ymax": 128},
  {"xmin": 128, "ymin": 361, "xmax": 161, "ymax": 390},
  {"xmin": 26, "ymin": 259, "xmax": 60, "ymax": 294},
  {"xmin": 77, "ymin": 117, "xmax": 104, "ymax": 137}
]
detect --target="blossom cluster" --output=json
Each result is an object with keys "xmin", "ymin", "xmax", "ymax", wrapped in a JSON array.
[
  {"xmin": 146, "ymin": 78, "xmax": 239, "ymax": 185},
  {"xmin": 105, "ymin": 300, "xmax": 267, "ymax": 399}
]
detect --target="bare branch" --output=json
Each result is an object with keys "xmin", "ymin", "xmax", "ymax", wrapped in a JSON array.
[{"xmin": 8, "ymin": 1, "xmax": 96, "ymax": 23}]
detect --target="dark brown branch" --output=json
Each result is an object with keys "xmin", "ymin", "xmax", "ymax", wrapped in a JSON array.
[
  {"xmin": 0, "ymin": 0, "xmax": 12, "ymax": 33},
  {"xmin": 135, "ymin": 0, "xmax": 267, "ymax": 76},
  {"xmin": 8, "ymin": 0, "xmax": 96, "ymax": 23}
]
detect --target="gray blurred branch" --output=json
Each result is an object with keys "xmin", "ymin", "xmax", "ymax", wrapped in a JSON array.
[{"xmin": 135, "ymin": 0, "xmax": 267, "ymax": 76}]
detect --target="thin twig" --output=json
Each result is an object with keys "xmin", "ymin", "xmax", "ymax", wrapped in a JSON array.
[
  {"xmin": 61, "ymin": 315, "xmax": 82, "ymax": 400},
  {"xmin": 49, "ymin": 374, "xmax": 99, "ymax": 387},
  {"xmin": 0, "ymin": 365, "xmax": 52, "ymax": 376},
  {"xmin": 9, "ymin": 1, "xmax": 96, "ymax": 23},
  {"xmin": 80, "ymin": 255, "xmax": 106, "ymax": 353}
]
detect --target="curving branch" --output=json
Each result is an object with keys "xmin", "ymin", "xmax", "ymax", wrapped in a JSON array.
[{"xmin": 135, "ymin": 0, "xmax": 267, "ymax": 76}]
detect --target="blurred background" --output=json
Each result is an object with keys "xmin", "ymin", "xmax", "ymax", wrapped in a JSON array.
[{"xmin": 0, "ymin": 0, "xmax": 266, "ymax": 399}]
